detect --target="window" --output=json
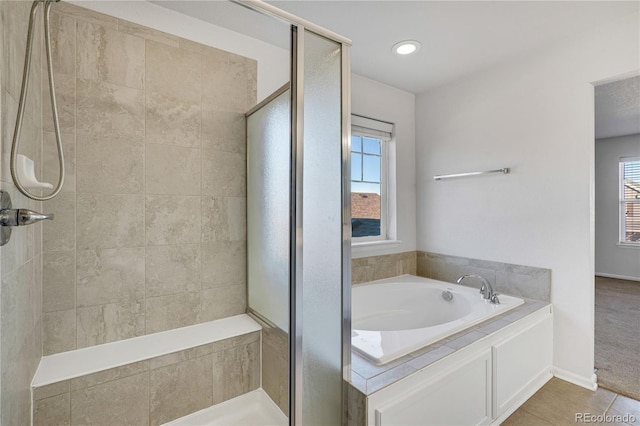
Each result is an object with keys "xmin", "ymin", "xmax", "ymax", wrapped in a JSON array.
[
  {"xmin": 620, "ymin": 157, "xmax": 640, "ymax": 245},
  {"xmin": 351, "ymin": 115, "xmax": 393, "ymax": 241}
]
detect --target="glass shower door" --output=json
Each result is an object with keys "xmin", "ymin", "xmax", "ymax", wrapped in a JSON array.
[{"xmin": 244, "ymin": 13, "xmax": 351, "ymax": 425}]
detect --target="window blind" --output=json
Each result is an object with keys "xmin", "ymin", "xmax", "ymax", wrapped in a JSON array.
[{"xmin": 352, "ymin": 114, "xmax": 393, "ymax": 140}]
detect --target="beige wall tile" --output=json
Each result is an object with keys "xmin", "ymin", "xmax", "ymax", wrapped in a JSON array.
[
  {"xmin": 43, "ymin": 309, "xmax": 76, "ymax": 355},
  {"xmin": 149, "ymin": 355, "xmax": 213, "ymax": 426},
  {"xmin": 149, "ymin": 343, "xmax": 213, "ymax": 370},
  {"xmin": 201, "ymin": 241, "xmax": 246, "ymax": 289},
  {"xmin": 70, "ymin": 372, "xmax": 149, "ymax": 426},
  {"xmin": 12, "ymin": 109, "xmax": 41, "ymax": 166},
  {"xmin": 352, "ymin": 264, "xmax": 374, "ymax": 285},
  {"xmin": 1, "ymin": 191, "xmax": 32, "ymax": 275},
  {"xmin": 146, "ymin": 292, "xmax": 200, "ymax": 334},
  {"xmin": 246, "ymin": 58, "xmax": 258, "ymax": 109},
  {"xmin": 212, "ymin": 339, "xmax": 260, "ymax": 403},
  {"xmin": 76, "ymin": 79, "xmax": 144, "ymax": 139},
  {"xmin": 146, "ymin": 244, "xmax": 201, "ymax": 297},
  {"xmin": 1, "ymin": 258, "xmax": 41, "ymax": 424},
  {"xmin": 43, "ymin": 250, "xmax": 75, "ymax": 313},
  {"xmin": 117, "ymin": 19, "xmax": 180, "ymax": 47},
  {"xmin": 33, "ymin": 4, "xmax": 256, "ymax": 357},
  {"xmin": 42, "ymin": 193, "xmax": 75, "ymax": 253},
  {"xmin": 43, "ymin": 73, "xmax": 75, "ymax": 133},
  {"xmin": 70, "ymin": 360, "xmax": 149, "ymax": 391},
  {"xmin": 76, "ymin": 247, "xmax": 144, "ymax": 307},
  {"xmin": 345, "ymin": 382, "xmax": 366, "ymax": 426},
  {"xmin": 262, "ymin": 327, "xmax": 289, "ymax": 415},
  {"xmin": 201, "ymin": 106, "xmax": 246, "ymax": 153},
  {"xmin": 1, "ymin": 89, "xmax": 19, "ymax": 182},
  {"xmin": 145, "ymin": 144, "xmax": 201, "ymax": 195},
  {"xmin": 43, "ymin": 132, "xmax": 75, "ymax": 193},
  {"xmin": 77, "ymin": 20, "xmax": 144, "ymax": 89},
  {"xmin": 202, "ymin": 150, "xmax": 246, "ymax": 197},
  {"xmin": 2, "ymin": 1, "xmax": 31, "ymax": 99},
  {"xmin": 202, "ymin": 52, "xmax": 248, "ymax": 112},
  {"xmin": 49, "ymin": 12, "xmax": 76, "ymax": 75},
  {"xmin": 201, "ymin": 197, "xmax": 246, "ymax": 243},
  {"xmin": 201, "ymin": 285, "xmax": 246, "ymax": 322},
  {"xmin": 33, "ymin": 381, "xmax": 70, "ymax": 401},
  {"xmin": 76, "ymin": 193, "xmax": 144, "ymax": 249},
  {"xmin": 210, "ymin": 331, "xmax": 260, "ymax": 354},
  {"xmin": 76, "ymin": 132, "xmax": 144, "ymax": 194},
  {"xmin": 145, "ymin": 195, "xmax": 201, "ymax": 246},
  {"xmin": 53, "ymin": 2, "xmax": 118, "ymax": 28},
  {"xmin": 495, "ymin": 265, "xmax": 551, "ymax": 301},
  {"xmin": 416, "ymin": 251, "xmax": 430, "ymax": 277},
  {"xmin": 146, "ymin": 92, "xmax": 201, "ymax": 147},
  {"xmin": 34, "ymin": 393, "xmax": 70, "ymax": 426},
  {"xmin": 1, "ymin": 3, "xmax": 43, "ymax": 424},
  {"xmin": 146, "ymin": 40, "xmax": 201, "ymax": 102},
  {"xmin": 76, "ymin": 299, "xmax": 145, "ymax": 348}
]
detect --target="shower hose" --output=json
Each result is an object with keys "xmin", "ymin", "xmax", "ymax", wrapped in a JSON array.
[{"xmin": 10, "ymin": 0, "xmax": 65, "ymax": 201}]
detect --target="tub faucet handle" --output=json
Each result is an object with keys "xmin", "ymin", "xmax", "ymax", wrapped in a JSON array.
[{"xmin": 490, "ymin": 293, "xmax": 500, "ymax": 304}]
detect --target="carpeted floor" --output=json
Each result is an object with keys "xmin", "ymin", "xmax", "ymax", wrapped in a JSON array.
[{"xmin": 595, "ymin": 276, "xmax": 640, "ymax": 401}]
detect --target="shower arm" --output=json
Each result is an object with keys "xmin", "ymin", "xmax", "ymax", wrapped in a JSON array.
[{"xmin": 10, "ymin": 0, "xmax": 65, "ymax": 202}]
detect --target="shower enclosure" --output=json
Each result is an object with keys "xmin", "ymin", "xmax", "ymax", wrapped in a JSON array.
[
  {"xmin": 243, "ymin": 3, "xmax": 353, "ymax": 423},
  {"xmin": 0, "ymin": 0, "xmax": 351, "ymax": 424}
]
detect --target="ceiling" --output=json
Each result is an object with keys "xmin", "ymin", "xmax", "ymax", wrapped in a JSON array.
[
  {"xmin": 595, "ymin": 76, "xmax": 640, "ymax": 140},
  {"xmin": 153, "ymin": 1, "xmax": 638, "ymax": 94}
]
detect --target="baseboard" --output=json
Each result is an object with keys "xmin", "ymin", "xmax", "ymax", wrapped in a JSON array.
[
  {"xmin": 553, "ymin": 367, "xmax": 598, "ymax": 391},
  {"xmin": 491, "ymin": 369, "xmax": 553, "ymax": 425},
  {"xmin": 595, "ymin": 272, "xmax": 640, "ymax": 282}
]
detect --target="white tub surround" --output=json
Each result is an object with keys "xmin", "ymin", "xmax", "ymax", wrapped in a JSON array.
[
  {"xmin": 347, "ymin": 302, "xmax": 553, "ymax": 426},
  {"xmin": 353, "ymin": 275, "xmax": 524, "ymax": 365}
]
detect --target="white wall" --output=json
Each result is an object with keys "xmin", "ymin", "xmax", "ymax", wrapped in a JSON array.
[
  {"xmin": 416, "ymin": 12, "xmax": 639, "ymax": 388},
  {"xmin": 70, "ymin": 0, "xmax": 289, "ymax": 102},
  {"xmin": 351, "ymin": 74, "xmax": 416, "ymax": 258},
  {"xmin": 595, "ymin": 134, "xmax": 640, "ymax": 281}
]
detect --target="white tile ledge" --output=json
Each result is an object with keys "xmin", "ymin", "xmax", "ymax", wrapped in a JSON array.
[{"xmin": 32, "ymin": 314, "xmax": 261, "ymax": 388}]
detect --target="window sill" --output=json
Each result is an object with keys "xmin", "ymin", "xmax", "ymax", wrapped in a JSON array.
[
  {"xmin": 352, "ymin": 239, "xmax": 402, "ymax": 248},
  {"xmin": 616, "ymin": 242, "xmax": 640, "ymax": 249}
]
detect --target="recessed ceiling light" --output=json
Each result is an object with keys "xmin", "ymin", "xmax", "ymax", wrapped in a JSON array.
[{"xmin": 392, "ymin": 40, "xmax": 421, "ymax": 55}]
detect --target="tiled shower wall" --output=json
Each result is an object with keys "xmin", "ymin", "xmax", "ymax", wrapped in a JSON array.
[
  {"xmin": 41, "ymin": 2, "xmax": 257, "ymax": 355},
  {"xmin": 0, "ymin": 1, "xmax": 44, "ymax": 424}
]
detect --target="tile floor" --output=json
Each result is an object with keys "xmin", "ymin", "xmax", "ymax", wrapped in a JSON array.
[{"xmin": 504, "ymin": 378, "xmax": 640, "ymax": 426}]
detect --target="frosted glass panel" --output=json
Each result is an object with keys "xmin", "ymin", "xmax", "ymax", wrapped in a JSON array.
[
  {"xmin": 247, "ymin": 89, "xmax": 290, "ymax": 332},
  {"xmin": 301, "ymin": 31, "xmax": 343, "ymax": 425}
]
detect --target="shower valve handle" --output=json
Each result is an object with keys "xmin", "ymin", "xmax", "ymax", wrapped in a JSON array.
[{"xmin": 0, "ymin": 208, "xmax": 54, "ymax": 227}]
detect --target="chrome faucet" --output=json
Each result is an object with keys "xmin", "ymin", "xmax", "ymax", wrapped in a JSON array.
[
  {"xmin": 456, "ymin": 274, "xmax": 500, "ymax": 304},
  {"xmin": 0, "ymin": 190, "xmax": 54, "ymax": 246}
]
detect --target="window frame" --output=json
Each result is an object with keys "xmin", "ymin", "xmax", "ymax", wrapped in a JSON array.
[
  {"xmin": 350, "ymin": 115, "xmax": 393, "ymax": 243},
  {"xmin": 619, "ymin": 156, "xmax": 640, "ymax": 247}
]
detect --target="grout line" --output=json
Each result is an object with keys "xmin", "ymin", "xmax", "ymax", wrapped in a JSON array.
[
  {"xmin": 604, "ymin": 394, "xmax": 618, "ymax": 415},
  {"xmin": 143, "ymin": 37, "xmax": 148, "ymax": 337}
]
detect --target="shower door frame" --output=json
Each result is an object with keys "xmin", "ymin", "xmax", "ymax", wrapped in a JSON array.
[{"xmin": 230, "ymin": 1, "xmax": 352, "ymax": 425}]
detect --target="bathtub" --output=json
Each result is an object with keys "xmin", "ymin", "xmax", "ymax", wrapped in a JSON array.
[{"xmin": 352, "ymin": 274, "xmax": 524, "ymax": 365}]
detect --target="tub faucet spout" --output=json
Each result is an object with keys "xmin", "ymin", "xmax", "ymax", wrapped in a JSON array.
[{"xmin": 456, "ymin": 274, "xmax": 499, "ymax": 304}]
